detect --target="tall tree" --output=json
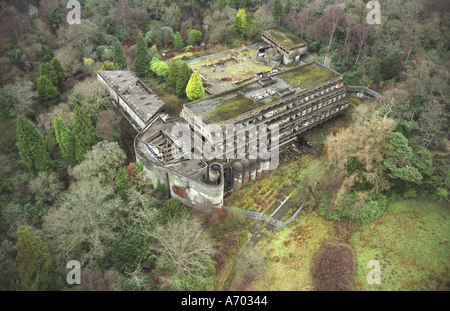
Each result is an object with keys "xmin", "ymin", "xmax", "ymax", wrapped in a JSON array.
[
  {"xmin": 173, "ymin": 32, "xmax": 184, "ymax": 49},
  {"xmin": 54, "ymin": 116, "xmax": 76, "ymax": 165},
  {"xmin": 37, "ymin": 75, "xmax": 59, "ymax": 107},
  {"xmin": 72, "ymin": 105, "xmax": 98, "ymax": 164},
  {"xmin": 15, "ymin": 226, "xmax": 52, "ymax": 290},
  {"xmin": 272, "ymin": 0, "xmax": 283, "ymax": 25},
  {"xmin": 232, "ymin": 8, "xmax": 251, "ymax": 38},
  {"xmin": 40, "ymin": 62, "xmax": 58, "ymax": 87},
  {"xmin": 16, "ymin": 115, "xmax": 53, "ymax": 174},
  {"xmin": 113, "ymin": 42, "xmax": 128, "ymax": 70},
  {"xmin": 50, "ymin": 57, "xmax": 66, "ymax": 92},
  {"xmin": 133, "ymin": 32, "xmax": 150, "ymax": 78},
  {"xmin": 186, "ymin": 71, "xmax": 204, "ymax": 101}
]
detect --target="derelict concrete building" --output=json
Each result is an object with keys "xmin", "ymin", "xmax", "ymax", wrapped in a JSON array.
[{"xmin": 97, "ymin": 29, "xmax": 350, "ymax": 209}]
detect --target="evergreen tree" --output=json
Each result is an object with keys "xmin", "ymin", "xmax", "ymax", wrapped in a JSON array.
[
  {"xmin": 114, "ymin": 167, "xmax": 131, "ymax": 199},
  {"xmin": 175, "ymin": 61, "xmax": 193, "ymax": 97},
  {"xmin": 37, "ymin": 75, "xmax": 60, "ymax": 107},
  {"xmin": 16, "ymin": 115, "xmax": 53, "ymax": 174},
  {"xmin": 73, "ymin": 105, "xmax": 98, "ymax": 164},
  {"xmin": 186, "ymin": 71, "xmax": 204, "ymax": 101},
  {"xmin": 50, "ymin": 57, "xmax": 66, "ymax": 92},
  {"xmin": 272, "ymin": 0, "xmax": 283, "ymax": 24},
  {"xmin": 40, "ymin": 62, "xmax": 58, "ymax": 87},
  {"xmin": 54, "ymin": 116, "xmax": 76, "ymax": 165},
  {"xmin": 113, "ymin": 42, "xmax": 128, "ymax": 70},
  {"xmin": 15, "ymin": 225, "xmax": 52, "ymax": 290},
  {"xmin": 173, "ymin": 31, "xmax": 184, "ymax": 49},
  {"xmin": 232, "ymin": 9, "xmax": 251, "ymax": 38},
  {"xmin": 133, "ymin": 33, "xmax": 150, "ymax": 78}
]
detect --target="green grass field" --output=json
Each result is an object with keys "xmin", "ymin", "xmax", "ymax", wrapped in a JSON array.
[
  {"xmin": 243, "ymin": 198, "xmax": 449, "ymax": 291},
  {"xmin": 351, "ymin": 199, "xmax": 450, "ymax": 290}
]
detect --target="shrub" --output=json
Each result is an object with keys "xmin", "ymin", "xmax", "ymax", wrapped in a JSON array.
[
  {"xmin": 312, "ymin": 242, "xmax": 355, "ymax": 291},
  {"xmin": 156, "ymin": 181, "xmax": 168, "ymax": 197}
]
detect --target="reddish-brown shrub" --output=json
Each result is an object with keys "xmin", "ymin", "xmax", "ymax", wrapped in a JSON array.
[{"xmin": 312, "ymin": 241, "xmax": 355, "ymax": 291}]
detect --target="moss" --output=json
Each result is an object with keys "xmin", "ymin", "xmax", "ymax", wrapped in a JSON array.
[{"xmin": 265, "ymin": 26, "xmax": 307, "ymax": 50}]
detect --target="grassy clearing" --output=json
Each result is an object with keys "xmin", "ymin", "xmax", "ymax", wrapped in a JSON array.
[
  {"xmin": 247, "ymin": 210, "xmax": 337, "ymax": 291},
  {"xmin": 351, "ymin": 199, "xmax": 450, "ymax": 291},
  {"xmin": 241, "ymin": 199, "xmax": 449, "ymax": 291}
]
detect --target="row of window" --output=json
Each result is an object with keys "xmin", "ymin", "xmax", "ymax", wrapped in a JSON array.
[{"xmin": 279, "ymin": 103, "xmax": 350, "ymax": 139}]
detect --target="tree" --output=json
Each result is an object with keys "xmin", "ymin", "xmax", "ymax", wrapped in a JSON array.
[
  {"xmin": 37, "ymin": 75, "xmax": 59, "ymax": 107},
  {"xmin": 16, "ymin": 115, "xmax": 53, "ymax": 174},
  {"xmin": 68, "ymin": 78, "xmax": 110, "ymax": 119},
  {"xmin": 40, "ymin": 62, "xmax": 58, "ymax": 87},
  {"xmin": 312, "ymin": 242, "xmax": 355, "ymax": 291},
  {"xmin": 272, "ymin": 0, "xmax": 283, "ymax": 25},
  {"xmin": 111, "ymin": 230, "xmax": 154, "ymax": 272},
  {"xmin": 187, "ymin": 29, "xmax": 202, "ymax": 46},
  {"xmin": 168, "ymin": 60, "xmax": 192, "ymax": 98},
  {"xmin": 383, "ymin": 132, "xmax": 433, "ymax": 185},
  {"xmin": 50, "ymin": 57, "xmax": 66, "ymax": 92},
  {"xmin": 0, "ymin": 81, "xmax": 34, "ymax": 120},
  {"xmin": 156, "ymin": 198, "xmax": 187, "ymax": 225},
  {"xmin": 54, "ymin": 116, "xmax": 76, "ymax": 164},
  {"xmin": 150, "ymin": 216, "xmax": 214, "ymax": 289},
  {"xmin": 133, "ymin": 33, "xmax": 150, "ymax": 78},
  {"xmin": 186, "ymin": 71, "xmax": 204, "ymax": 101},
  {"xmin": 42, "ymin": 181, "xmax": 122, "ymax": 266},
  {"xmin": 113, "ymin": 42, "xmax": 128, "ymax": 70},
  {"xmin": 149, "ymin": 58, "xmax": 169, "ymax": 79},
  {"xmin": 115, "ymin": 167, "xmax": 131, "ymax": 198},
  {"xmin": 15, "ymin": 226, "xmax": 52, "ymax": 290},
  {"xmin": 71, "ymin": 141, "xmax": 126, "ymax": 185},
  {"xmin": 72, "ymin": 105, "xmax": 98, "ymax": 164},
  {"xmin": 29, "ymin": 171, "xmax": 64, "ymax": 204},
  {"xmin": 161, "ymin": 3, "xmax": 181, "ymax": 30},
  {"xmin": 173, "ymin": 31, "xmax": 184, "ymax": 49},
  {"xmin": 232, "ymin": 8, "xmax": 251, "ymax": 38}
]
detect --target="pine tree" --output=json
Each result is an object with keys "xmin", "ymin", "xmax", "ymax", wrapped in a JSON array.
[
  {"xmin": 186, "ymin": 71, "xmax": 204, "ymax": 101},
  {"xmin": 40, "ymin": 62, "xmax": 58, "ymax": 87},
  {"xmin": 73, "ymin": 105, "xmax": 98, "ymax": 164},
  {"xmin": 15, "ymin": 226, "xmax": 52, "ymax": 290},
  {"xmin": 54, "ymin": 116, "xmax": 76, "ymax": 165},
  {"xmin": 272, "ymin": 0, "xmax": 283, "ymax": 25},
  {"xmin": 50, "ymin": 57, "xmax": 66, "ymax": 92},
  {"xmin": 113, "ymin": 42, "xmax": 128, "ymax": 70},
  {"xmin": 173, "ymin": 31, "xmax": 184, "ymax": 49},
  {"xmin": 37, "ymin": 75, "xmax": 60, "ymax": 107},
  {"xmin": 176, "ymin": 61, "xmax": 193, "ymax": 97},
  {"xmin": 16, "ymin": 115, "xmax": 53, "ymax": 174},
  {"xmin": 133, "ymin": 33, "xmax": 150, "ymax": 78}
]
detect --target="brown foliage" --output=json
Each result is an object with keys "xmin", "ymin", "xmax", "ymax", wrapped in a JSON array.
[
  {"xmin": 312, "ymin": 241, "xmax": 355, "ymax": 291},
  {"xmin": 127, "ymin": 163, "xmax": 136, "ymax": 180}
]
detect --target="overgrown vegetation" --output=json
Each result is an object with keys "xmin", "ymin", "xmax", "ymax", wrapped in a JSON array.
[{"xmin": 0, "ymin": 0, "xmax": 448, "ymax": 292}]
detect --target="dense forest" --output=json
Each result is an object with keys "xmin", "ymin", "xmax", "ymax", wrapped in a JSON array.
[{"xmin": 0, "ymin": 0, "xmax": 448, "ymax": 291}]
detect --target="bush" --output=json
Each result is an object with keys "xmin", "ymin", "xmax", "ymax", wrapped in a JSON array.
[
  {"xmin": 312, "ymin": 242, "xmax": 355, "ymax": 291},
  {"xmin": 156, "ymin": 198, "xmax": 187, "ymax": 225},
  {"xmin": 156, "ymin": 181, "xmax": 169, "ymax": 197}
]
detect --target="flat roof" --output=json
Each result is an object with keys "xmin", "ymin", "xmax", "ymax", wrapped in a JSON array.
[
  {"xmin": 184, "ymin": 62, "xmax": 340, "ymax": 125},
  {"xmin": 262, "ymin": 26, "xmax": 307, "ymax": 50},
  {"xmin": 98, "ymin": 70, "xmax": 165, "ymax": 124}
]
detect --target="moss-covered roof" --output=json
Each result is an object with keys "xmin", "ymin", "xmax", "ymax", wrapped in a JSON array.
[
  {"xmin": 262, "ymin": 26, "xmax": 307, "ymax": 50},
  {"xmin": 184, "ymin": 62, "xmax": 340, "ymax": 125}
]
